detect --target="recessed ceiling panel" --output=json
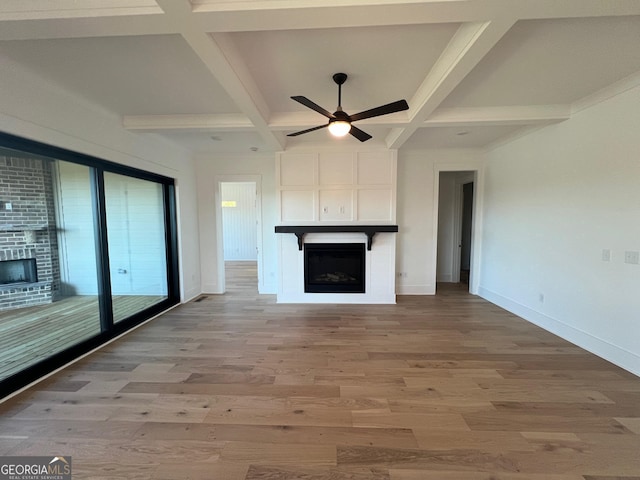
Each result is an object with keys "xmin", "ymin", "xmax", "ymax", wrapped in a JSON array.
[
  {"xmin": 0, "ymin": 34, "xmax": 240, "ymax": 115},
  {"xmin": 442, "ymin": 16, "xmax": 640, "ymax": 108},
  {"xmin": 227, "ymin": 23, "xmax": 460, "ymax": 114},
  {"xmin": 403, "ymin": 125, "xmax": 526, "ymax": 149}
]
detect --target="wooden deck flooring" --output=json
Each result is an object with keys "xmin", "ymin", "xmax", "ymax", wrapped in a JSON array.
[
  {"xmin": 0, "ymin": 295, "xmax": 164, "ymax": 381},
  {"xmin": 1, "ymin": 262, "xmax": 639, "ymax": 479}
]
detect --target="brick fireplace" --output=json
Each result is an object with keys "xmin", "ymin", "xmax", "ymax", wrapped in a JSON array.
[{"xmin": 0, "ymin": 154, "xmax": 61, "ymax": 311}]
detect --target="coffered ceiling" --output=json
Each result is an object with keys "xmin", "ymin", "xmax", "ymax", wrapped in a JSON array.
[{"xmin": 1, "ymin": 1, "xmax": 639, "ymax": 154}]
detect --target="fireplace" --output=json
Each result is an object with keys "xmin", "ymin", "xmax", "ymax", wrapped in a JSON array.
[
  {"xmin": 276, "ymin": 227, "xmax": 397, "ymax": 304},
  {"xmin": 0, "ymin": 258, "xmax": 38, "ymax": 286},
  {"xmin": 304, "ymin": 243, "xmax": 365, "ymax": 293}
]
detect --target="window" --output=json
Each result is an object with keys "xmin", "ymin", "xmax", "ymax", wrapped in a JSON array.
[{"xmin": 0, "ymin": 132, "xmax": 179, "ymax": 396}]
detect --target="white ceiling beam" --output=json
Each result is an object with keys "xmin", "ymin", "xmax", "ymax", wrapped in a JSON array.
[
  {"xmin": 123, "ymin": 114, "xmax": 255, "ymax": 132},
  {"xmin": 155, "ymin": 0, "xmax": 285, "ymax": 151},
  {"xmin": 424, "ymin": 105, "xmax": 571, "ymax": 128},
  {"xmin": 0, "ymin": 14, "xmax": 175, "ymax": 40},
  {"xmin": 188, "ymin": 0, "xmax": 640, "ymax": 32},
  {"xmin": 4, "ymin": 0, "xmax": 640, "ymax": 40},
  {"xmin": 386, "ymin": 18, "xmax": 516, "ymax": 149},
  {"xmin": 0, "ymin": 1, "xmax": 161, "ymax": 21},
  {"xmin": 123, "ymin": 105, "xmax": 570, "ymax": 135},
  {"xmin": 502, "ymin": 0, "xmax": 640, "ymax": 21},
  {"xmin": 269, "ymin": 110, "xmax": 411, "ymax": 132}
]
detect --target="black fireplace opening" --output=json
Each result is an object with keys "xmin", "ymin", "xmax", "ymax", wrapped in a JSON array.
[
  {"xmin": 0, "ymin": 258, "xmax": 38, "ymax": 286},
  {"xmin": 304, "ymin": 243, "xmax": 365, "ymax": 293}
]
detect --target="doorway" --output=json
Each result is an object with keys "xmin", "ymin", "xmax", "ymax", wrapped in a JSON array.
[
  {"xmin": 436, "ymin": 171, "xmax": 476, "ymax": 290},
  {"xmin": 220, "ymin": 181, "xmax": 259, "ymax": 293},
  {"xmin": 460, "ymin": 181, "xmax": 474, "ymax": 284}
]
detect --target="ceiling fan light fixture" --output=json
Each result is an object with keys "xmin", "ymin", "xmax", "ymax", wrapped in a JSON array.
[
  {"xmin": 287, "ymin": 72, "xmax": 408, "ymax": 142},
  {"xmin": 328, "ymin": 120, "xmax": 351, "ymax": 137}
]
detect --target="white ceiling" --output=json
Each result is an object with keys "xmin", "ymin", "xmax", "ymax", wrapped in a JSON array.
[{"xmin": 1, "ymin": 1, "xmax": 639, "ymax": 154}]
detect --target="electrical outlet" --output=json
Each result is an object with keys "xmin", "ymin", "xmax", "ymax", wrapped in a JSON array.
[
  {"xmin": 538, "ymin": 293, "xmax": 545, "ymax": 303},
  {"xmin": 601, "ymin": 249, "xmax": 611, "ymax": 262},
  {"xmin": 624, "ymin": 251, "xmax": 639, "ymax": 265}
]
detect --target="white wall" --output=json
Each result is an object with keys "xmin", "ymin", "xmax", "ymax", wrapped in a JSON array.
[
  {"xmin": 195, "ymin": 154, "xmax": 277, "ymax": 294},
  {"xmin": 479, "ymin": 81, "xmax": 640, "ymax": 376},
  {"xmin": 221, "ymin": 182, "xmax": 258, "ymax": 261},
  {"xmin": 437, "ymin": 172, "xmax": 457, "ymax": 283},
  {"xmin": 0, "ymin": 58, "xmax": 201, "ymax": 302},
  {"xmin": 396, "ymin": 150, "xmax": 483, "ymax": 294}
]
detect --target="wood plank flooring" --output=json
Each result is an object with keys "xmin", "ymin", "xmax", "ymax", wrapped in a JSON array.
[
  {"xmin": 0, "ymin": 295, "xmax": 165, "ymax": 380},
  {"xmin": 1, "ymin": 261, "xmax": 639, "ymax": 479}
]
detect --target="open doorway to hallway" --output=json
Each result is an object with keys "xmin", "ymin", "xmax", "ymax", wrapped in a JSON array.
[
  {"xmin": 436, "ymin": 171, "xmax": 475, "ymax": 291},
  {"xmin": 220, "ymin": 182, "xmax": 258, "ymax": 293}
]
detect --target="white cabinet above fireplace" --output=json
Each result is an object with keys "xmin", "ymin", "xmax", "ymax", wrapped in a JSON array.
[{"xmin": 276, "ymin": 150, "xmax": 397, "ymax": 225}]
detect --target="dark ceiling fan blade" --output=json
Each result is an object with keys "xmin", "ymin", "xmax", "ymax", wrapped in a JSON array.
[
  {"xmin": 349, "ymin": 99, "xmax": 409, "ymax": 122},
  {"xmin": 291, "ymin": 96, "xmax": 335, "ymax": 119},
  {"xmin": 287, "ymin": 124, "xmax": 328, "ymax": 137},
  {"xmin": 349, "ymin": 125, "xmax": 372, "ymax": 142}
]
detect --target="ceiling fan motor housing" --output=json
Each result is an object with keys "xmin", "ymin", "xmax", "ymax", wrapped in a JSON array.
[
  {"xmin": 331, "ymin": 110, "xmax": 350, "ymax": 122},
  {"xmin": 333, "ymin": 72, "xmax": 348, "ymax": 85}
]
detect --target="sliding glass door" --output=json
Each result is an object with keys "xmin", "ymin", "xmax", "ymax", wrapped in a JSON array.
[{"xmin": 0, "ymin": 133, "xmax": 179, "ymax": 396}]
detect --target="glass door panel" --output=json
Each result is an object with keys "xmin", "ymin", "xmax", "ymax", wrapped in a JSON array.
[
  {"xmin": 103, "ymin": 172, "xmax": 168, "ymax": 323},
  {"xmin": 0, "ymin": 155, "xmax": 101, "ymax": 382}
]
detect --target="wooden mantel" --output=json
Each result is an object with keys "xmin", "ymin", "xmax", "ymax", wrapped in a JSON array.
[{"xmin": 275, "ymin": 225, "xmax": 399, "ymax": 251}]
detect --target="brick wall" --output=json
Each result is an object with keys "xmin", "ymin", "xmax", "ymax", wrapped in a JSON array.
[{"xmin": 0, "ymin": 154, "xmax": 61, "ymax": 310}]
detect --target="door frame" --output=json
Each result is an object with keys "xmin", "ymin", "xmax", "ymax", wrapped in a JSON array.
[{"xmin": 214, "ymin": 175, "xmax": 263, "ymax": 293}]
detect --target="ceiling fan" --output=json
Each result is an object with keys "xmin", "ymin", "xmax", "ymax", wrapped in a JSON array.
[{"xmin": 287, "ymin": 73, "xmax": 409, "ymax": 142}]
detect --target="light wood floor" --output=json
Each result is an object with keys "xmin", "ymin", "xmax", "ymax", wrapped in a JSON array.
[{"xmin": 1, "ymin": 262, "xmax": 639, "ymax": 479}]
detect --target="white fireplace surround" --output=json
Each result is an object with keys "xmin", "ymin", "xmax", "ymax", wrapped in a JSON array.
[{"xmin": 277, "ymin": 231, "xmax": 396, "ymax": 304}]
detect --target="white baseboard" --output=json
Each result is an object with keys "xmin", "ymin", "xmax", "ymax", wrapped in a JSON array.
[
  {"xmin": 202, "ymin": 283, "xmax": 223, "ymax": 294},
  {"xmin": 396, "ymin": 284, "xmax": 435, "ymax": 295},
  {"xmin": 181, "ymin": 287, "xmax": 201, "ymax": 303},
  {"xmin": 479, "ymin": 286, "xmax": 640, "ymax": 377},
  {"xmin": 436, "ymin": 274, "xmax": 453, "ymax": 283}
]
